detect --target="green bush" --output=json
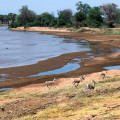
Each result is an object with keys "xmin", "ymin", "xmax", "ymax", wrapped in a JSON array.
[
  {"xmin": 74, "ymin": 11, "xmax": 86, "ymax": 22},
  {"xmin": 9, "ymin": 21, "xmax": 18, "ymax": 28},
  {"xmin": 80, "ymin": 20, "xmax": 88, "ymax": 27},
  {"xmin": 87, "ymin": 20, "xmax": 102, "ymax": 28},
  {"xmin": 24, "ymin": 22, "xmax": 35, "ymax": 28},
  {"xmin": 49, "ymin": 18, "xmax": 57, "ymax": 27}
]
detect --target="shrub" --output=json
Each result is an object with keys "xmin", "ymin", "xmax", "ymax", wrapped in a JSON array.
[{"xmin": 9, "ymin": 21, "xmax": 18, "ymax": 28}]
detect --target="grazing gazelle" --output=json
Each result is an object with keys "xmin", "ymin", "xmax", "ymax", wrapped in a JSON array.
[
  {"xmin": 86, "ymin": 80, "xmax": 96, "ymax": 90},
  {"xmin": 80, "ymin": 75, "xmax": 85, "ymax": 82},
  {"xmin": 72, "ymin": 75, "xmax": 86, "ymax": 88},
  {"xmin": 100, "ymin": 70, "xmax": 108, "ymax": 79},
  {"xmin": 45, "ymin": 77, "xmax": 57, "ymax": 89},
  {"xmin": 72, "ymin": 79, "xmax": 80, "ymax": 88}
]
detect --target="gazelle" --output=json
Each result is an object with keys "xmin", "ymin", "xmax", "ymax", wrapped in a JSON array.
[
  {"xmin": 72, "ymin": 80, "xmax": 80, "ymax": 88},
  {"xmin": 86, "ymin": 80, "xmax": 96, "ymax": 90},
  {"xmin": 72, "ymin": 75, "xmax": 86, "ymax": 88},
  {"xmin": 45, "ymin": 77, "xmax": 57, "ymax": 89},
  {"xmin": 100, "ymin": 70, "xmax": 108, "ymax": 79},
  {"xmin": 80, "ymin": 75, "xmax": 85, "ymax": 82}
]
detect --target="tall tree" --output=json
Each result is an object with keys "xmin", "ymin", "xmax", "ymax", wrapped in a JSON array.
[
  {"xmin": 87, "ymin": 7, "xmax": 103, "ymax": 27},
  {"xmin": 88, "ymin": 7, "xmax": 103, "ymax": 22},
  {"xmin": 76, "ymin": 1, "xmax": 91, "ymax": 15},
  {"xmin": 0, "ymin": 15, "xmax": 4, "ymax": 24},
  {"xmin": 8, "ymin": 13, "xmax": 16, "ymax": 22},
  {"xmin": 59, "ymin": 9, "xmax": 73, "ymax": 20},
  {"xmin": 41, "ymin": 12, "xmax": 53, "ymax": 26},
  {"xmin": 101, "ymin": 3, "xmax": 118, "ymax": 27},
  {"xmin": 57, "ymin": 9, "xmax": 73, "ymax": 26},
  {"xmin": 74, "ymin": 11, "xmax": 86, "ymax": 22},
  {"xmin": 18, "ymin": 5, "xmax": 36, "ymax": 26},
  {"xmin": 0, "ymin": 15, "xmax": 9, "ymax": 24},
  {"xmin": 116, "ymin": 8, "xmax": 120, "ymax": 24}
]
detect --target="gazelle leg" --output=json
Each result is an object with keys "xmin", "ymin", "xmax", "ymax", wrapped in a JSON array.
[{"xmin": 46, "ymin": 84, "xmax": 50, "ymax": 89}]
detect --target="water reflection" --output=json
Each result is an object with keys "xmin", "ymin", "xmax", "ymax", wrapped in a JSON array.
[
  {"xmin": 27, "ymin": 56, "xmax": 95, "ymax": 77},
  {"xmin": 0, "ymin": 88, "xmax": 13, "ymax": 91},
  {"xmin": 29, "ymin": 62, "xmax": 80, "ymax": 77},
  {"xmin": 104, "ymin": 65, "xmax": 120, "ymax": 70}
]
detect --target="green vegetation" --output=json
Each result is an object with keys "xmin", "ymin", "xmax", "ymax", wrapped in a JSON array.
[
  {"xmin": 0, "ymin": 1, "xmax": 119, "ymax": 28},
  {"xmin": 100, "ymin": 29, "xmax": 120, "ymax": 35},
  {"xmin": 0, "ymin": 13, "xmax": 16, "ymax": 26},
  {"xmin": 102, "ymin": 31, "xmax": 120, "ymax": 35},
  {"xmin": 87, "ymin": 7, "xmax": 103, "ymax": 28},
  {"xmin": 101, "ymin": 3, "xmax": 118, "ymax": 28}
]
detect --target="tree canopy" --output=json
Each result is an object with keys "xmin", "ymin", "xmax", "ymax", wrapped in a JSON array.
[
  {"xmin": 101, "ymin": 3, "xmax": 118, "ymax": 27},
  {"xmin": 76, "ymin": 1, "xmax": 91, "ymax": 15},
  {"xmin": 18, "ymin": 5, "xmax": 36, "ymax": 26},
  {"xmin": 4, "ymin": 1, "xmax": 119, "ymax": 28},
  {"xmin": 87, "ymin": 7, "xmax": 103, "ymax": 27},
  {"xmin": 57, "ymin": 9, "xmax": 73, "ymax": 27}
]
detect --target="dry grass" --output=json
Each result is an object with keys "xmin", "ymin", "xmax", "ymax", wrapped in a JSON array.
[{"xmin": 8, "ymin": 75, "xmax": 120, "ymax": 120}]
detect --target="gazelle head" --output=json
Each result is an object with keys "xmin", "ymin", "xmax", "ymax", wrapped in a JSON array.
[
  {"xmin": 92, "ymin": 80, "xmax": 96, "ymax": 86},
  {"xmin": 53, "ymin": 77, "xmax": 57, "ymax": 81}
]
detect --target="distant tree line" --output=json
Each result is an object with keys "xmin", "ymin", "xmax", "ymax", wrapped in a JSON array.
[
  {"xmin": 0, "ymin": 13, "xmax": 16, "ymax": 25},
  {"xmin": 1, "ymin": 1, "xmax": 120, "ymax": 28}
]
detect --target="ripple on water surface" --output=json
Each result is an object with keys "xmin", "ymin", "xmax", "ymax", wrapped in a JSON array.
[{"xmin": 0, "ymin": 26, "xmax": 92, "ymax": 68}]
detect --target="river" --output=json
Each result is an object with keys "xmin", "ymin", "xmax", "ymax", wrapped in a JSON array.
[
  {"xmin": 0, "ymin": 26, "xmax": 120, "ymax": 91},
  {"xmin": 0, "ymin": 26, "xmax": 93, "ymax": 68}
]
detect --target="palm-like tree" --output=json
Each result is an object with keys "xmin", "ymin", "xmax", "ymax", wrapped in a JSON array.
[{"xmin": 8, "ymin": 13, "xmax": 16, "ymax": 23}]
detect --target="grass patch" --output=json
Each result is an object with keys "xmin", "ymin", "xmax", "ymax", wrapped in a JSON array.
[
  {"xmin": 0, "ymin": 91, "xmax": 9, "ymax": 95},
  {"xmin": 0, "ymin": 91, "xmax": 41, "ymax": 100},
  {"xmin": 1, "ymin": 75, "xmax": 120, "ymax": 120},
  {"xmin": 100, "ymin": 29, "xmax": 120, "ymax": 35}
]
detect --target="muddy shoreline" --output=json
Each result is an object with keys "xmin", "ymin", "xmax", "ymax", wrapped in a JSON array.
[{"xmin": 0, "ymin": 28, "xmax": 120, "ymax": 89}]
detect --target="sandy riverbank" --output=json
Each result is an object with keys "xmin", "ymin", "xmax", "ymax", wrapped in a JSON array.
[
  {"xmin": 11, "ymin": 27, "xmax": 120, "ymax": 48},
  {"xmin": 10, "ymin": 27, "xmax": 69, "ymax": 32},
  {"xmin": 11, "ymin": 69, "xmax": 120, "ymax": 93},
  {"xmin": 0, "ymin": 27, "xmax": 120, "ymax": 89}
]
